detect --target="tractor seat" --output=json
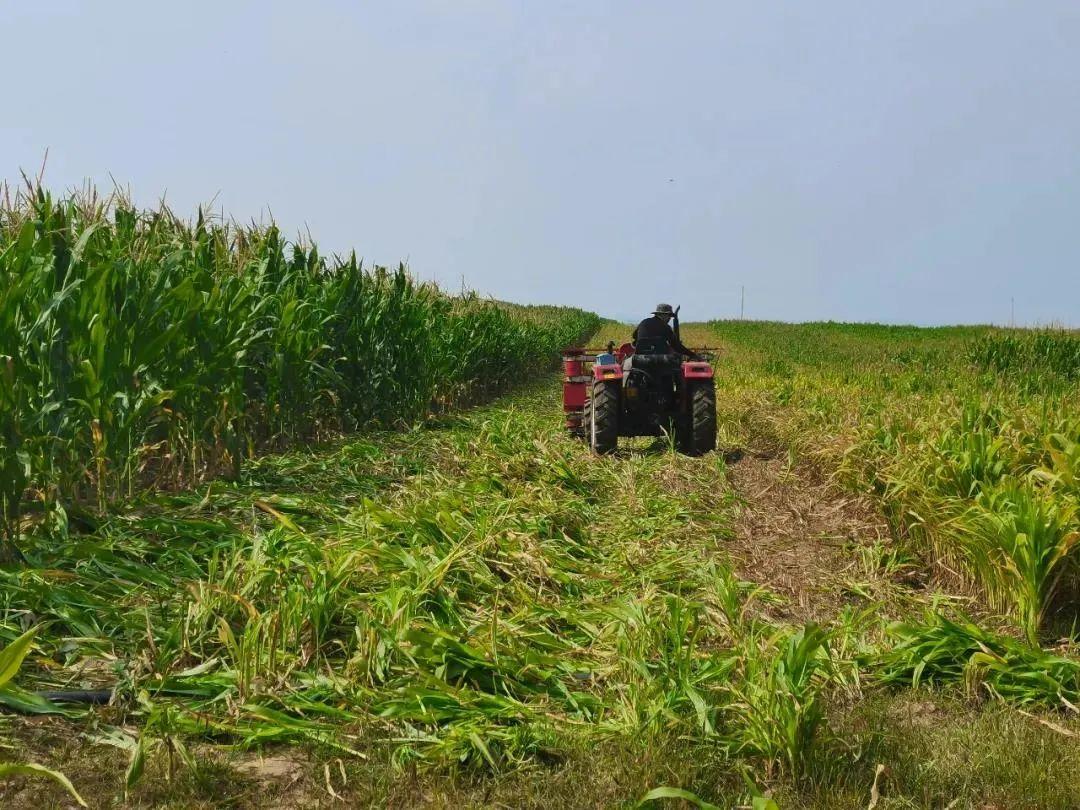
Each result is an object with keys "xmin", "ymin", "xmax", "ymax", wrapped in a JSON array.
[
  {"xmin": 633, "ymin": 336, "xmax": 671, "ymax": 355},
  {"xmin": 625, "ymin": 337, "xmax": 679, "ymax": 374},
  {"xmin": 629, "ymin": 353, "xmax": 681, "ymax": 372}
]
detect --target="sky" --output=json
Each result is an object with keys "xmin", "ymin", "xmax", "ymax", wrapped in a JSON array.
[{"xmin": 4, "ymin": 1, "xmax": 1080, "ymax": 325}]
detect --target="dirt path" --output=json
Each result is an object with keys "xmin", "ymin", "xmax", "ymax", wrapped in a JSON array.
[
  {"xmin": 585, "ymin": 320, "xmax": 902, "ymax": 624},
  {"xmin": 722, "ymin": 448, "xmax": 898, "ymax": 624}
]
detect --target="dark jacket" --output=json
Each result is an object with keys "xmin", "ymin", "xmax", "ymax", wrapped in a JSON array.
[{"xmin": 632, "ymin": 316, "xmax": 694, "ymax": 357}]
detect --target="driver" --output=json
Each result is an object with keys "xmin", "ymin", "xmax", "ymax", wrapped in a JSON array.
[{"xmin": 631, "ymin": 303, "xmax": 695, "ymax": 357}]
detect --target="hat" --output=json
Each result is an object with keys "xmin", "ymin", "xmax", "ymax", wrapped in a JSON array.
[{"xmin": 652, "ymin": 303, "xmax": 675, "ymax": 316}]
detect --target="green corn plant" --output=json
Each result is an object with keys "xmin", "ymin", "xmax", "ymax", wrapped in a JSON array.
[
  {"xmin": 1037, "ymin": 423, "xmax": 1080, "ymax": 499},
  {"xmin": 970, "ymin": 330, "xmax": 1080, "ymax": 381},
  {"xmin": 962, "ymin": 482, "xmax": 1080, "ymax": 642},
  {"xmin": 0, "ymin": 627, "xmax": 86, "ymax": 805},
  {"xmin": 0, "ymin": 625, "xmax": 37, "ymax": 695},
  {"xmin": 879, "ymin": 612, "xmax": 1080, "ymax": 708},
  {"xmin": 0, "ymin": 763, "xmax": 86, "ymax": 807},
  {"xmin": 927, "ymin": 403, "xmax": 1012, "ymax": 498},
  {"xmin": 722, "ymin": 623, "xmax": 831, "ymax": 778},
  {"xmin": 0, "ymin": 183, "xmax": 599, "ymax": 538}
]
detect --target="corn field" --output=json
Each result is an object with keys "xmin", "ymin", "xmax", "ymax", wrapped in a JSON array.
[
  {"xmin": 711, "ymin": 320, "xmax": 1080, "ymax": 644},
  {"xmin": 0, "ymin": 186, "xmax": 597, "ymax": 548},
  {"xmin": 970, "ymin": 330, "xmax": 1080, "ymax": 381},
  {"xmin": 5, "ymin": 204, "xmax": 1080, "ymax": 806}
]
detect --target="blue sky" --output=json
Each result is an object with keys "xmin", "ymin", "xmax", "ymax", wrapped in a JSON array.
[{"xmin": 4, "ymin": 1, "xmax": 1079, "ymax": 325}]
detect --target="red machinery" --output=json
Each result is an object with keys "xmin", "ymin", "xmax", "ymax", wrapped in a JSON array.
[{"xmin": 562, "ymin": 339, "xmax": 717, "ymax": 455}]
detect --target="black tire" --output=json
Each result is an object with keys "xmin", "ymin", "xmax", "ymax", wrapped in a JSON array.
[
  {"xmin": 590, "ymin": 380, "xmax": 620, "ymax": 454},
  {"xmin": 679, "ymin": 380, "xmax": 716, "ymax": 456},
  {"xmin": 573, "ymin": 397, "xmax": 591, "ymax": 441}
]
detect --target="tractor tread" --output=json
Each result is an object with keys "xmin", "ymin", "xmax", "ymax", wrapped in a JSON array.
[
  {"xmin": 590, "ymin": 379, "xmax": 619, "ymax": 454},
  {"xmin": 680, "ymin": 379, "xmax": 717, "ymax": 455}
]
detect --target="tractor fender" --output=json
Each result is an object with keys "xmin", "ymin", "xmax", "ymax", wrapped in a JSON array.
[
  {"xmin": 593, "ymin": 363, "xmax": 623, "ymax": 381},
  {"xmin": 681, "ymin": 361, "xmax": 714, "ymax": 379}
]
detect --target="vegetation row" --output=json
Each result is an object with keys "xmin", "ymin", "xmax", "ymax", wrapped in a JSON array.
[{"xmin": 0, "ymin": 186, "xmax": 599, "ymax": 552}]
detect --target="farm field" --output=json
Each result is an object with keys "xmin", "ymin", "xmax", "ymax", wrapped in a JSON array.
[
  {"xmin": 710, "ymin": 320, "xmax": 1080, "ymax": 643},
  {"xmin": 4, "ymin": 194, "xmax": 1080, "ymax": 809},
  {"xmin": 4, "ymin": 313, "xmax": 1080, "ymax": 807}
]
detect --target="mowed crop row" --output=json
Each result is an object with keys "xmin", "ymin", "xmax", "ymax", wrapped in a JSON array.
[
  {"xmin": 2, "ymin": 379, "xmax": 859, "ymax": 807},
  {"xmin": 711, "ymin": 321, "xmax": 1080, "ymax": 644},
  {"xmin": 0, "ymin": 186, "xmax": 599, "ymax": 548}
]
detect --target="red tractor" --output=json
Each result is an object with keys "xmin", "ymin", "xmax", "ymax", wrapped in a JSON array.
[{"xmin": 562, "ymin": 329, "xmax": 717, "ymax": 456}]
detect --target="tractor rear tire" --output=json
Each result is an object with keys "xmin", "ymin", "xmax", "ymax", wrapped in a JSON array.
[
  {"xmin": 576, "ymin": 397, "xmax": 591, "ymax": 441},
  {"xmin": 590, "ymin": 380, "xmax": 620, "ymax": 455},
  {"xmin": 679, "ymin": 380, "xmax": 717, "ymax": 456}
]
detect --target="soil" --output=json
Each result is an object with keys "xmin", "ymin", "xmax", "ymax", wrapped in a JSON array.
[{"xmin": 723, "ymin": 449, "xmax": 894, "ymax": 623}]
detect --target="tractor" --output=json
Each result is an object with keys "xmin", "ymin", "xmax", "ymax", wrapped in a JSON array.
[{"xmin": 562, "ymin": 311, "xmax": 717, "ymax": 455}]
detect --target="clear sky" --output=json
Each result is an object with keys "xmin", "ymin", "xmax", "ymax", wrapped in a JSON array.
[{"xmin": 4, "ymin": 1, "xmax": 1079, "ymax": 325}]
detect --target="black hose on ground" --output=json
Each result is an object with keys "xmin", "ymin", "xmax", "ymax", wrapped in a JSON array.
[{"xmin": 33, "ymin": 689, "xmax": 114, "ymax": 705}]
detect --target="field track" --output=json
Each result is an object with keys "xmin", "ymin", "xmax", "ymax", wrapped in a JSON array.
[{"xmin": 7, "ymin": 322, "xmax": 1080, "ymax": 808}]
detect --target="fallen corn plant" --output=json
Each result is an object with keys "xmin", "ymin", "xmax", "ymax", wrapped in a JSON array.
[{"xmin": 877, "ymin": 612, "xmax": 1080, "ymax": 710}]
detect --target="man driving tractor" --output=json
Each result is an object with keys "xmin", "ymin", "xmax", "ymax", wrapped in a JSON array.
[
  {"xmin": 632, "ymin": 303, "xmax": 696, "ymax": 358},
  {"xmin": 565, "ymin": 301, "xmax": 715, "ymax": 455}
]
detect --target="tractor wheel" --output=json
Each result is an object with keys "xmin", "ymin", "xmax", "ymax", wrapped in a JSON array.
[
  {"xmin": 589, "ymin": 380, "xmax": 620, "ymax": 455},
  {"xmin": 575, "ymin": 397, "xmax": 591, "ymax": 441},
  {"xmin": 679, "ymin": 380, "xmax": 717, "ymax": 456}
]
